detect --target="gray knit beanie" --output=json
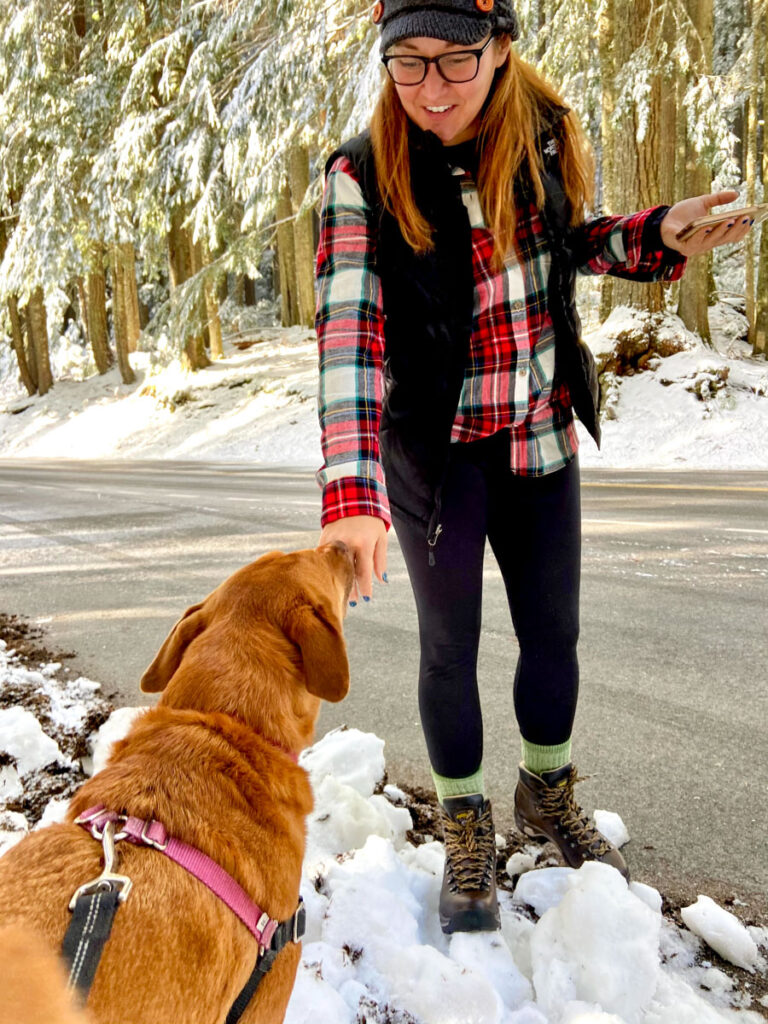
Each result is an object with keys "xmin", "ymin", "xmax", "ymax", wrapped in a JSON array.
[{"xmin": 374, "ymin": 0, "xmax": 520, "ymax": 53}]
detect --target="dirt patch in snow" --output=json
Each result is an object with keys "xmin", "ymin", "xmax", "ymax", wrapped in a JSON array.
[{"xmin": 0, "ymin": 613, "xmax": 76, "ymax": 666}]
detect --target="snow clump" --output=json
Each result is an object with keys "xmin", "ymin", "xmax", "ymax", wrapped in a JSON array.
[{"xmin": 681, "ymin": 895, "xmax": 760, "ymax": 972}]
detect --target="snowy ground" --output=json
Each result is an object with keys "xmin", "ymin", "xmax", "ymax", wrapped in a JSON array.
[
  {"xmin": 1, "ymin": 300, "xmax": 767, "ymax": 1019},
  {"xmin": 1, "ymin": 623, "xmax": 767, "ymax": 1024},
  {"xmin": 0, "ymin": 303, "xmax": 766, "ymax": 471}
]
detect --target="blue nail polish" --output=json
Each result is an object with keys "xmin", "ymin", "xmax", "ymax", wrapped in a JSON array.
[
  {"xmin": 383, "ymin": 573, "xmax": 389, "ymax": 582},
  {"xmin": 363, "ymin": 596, "xmax": 371, "ymax": 602},
  {"xmin": 349, "ymin": 601, "xmax": 357, "ymax": 607}
]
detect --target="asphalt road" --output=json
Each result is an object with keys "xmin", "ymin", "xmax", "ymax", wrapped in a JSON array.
[{"xmin": 1, "ymin": 460, "xmax": 766, "ymax": 902}]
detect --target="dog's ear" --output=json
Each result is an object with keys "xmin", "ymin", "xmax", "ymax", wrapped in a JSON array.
[
  {"xmin": 288, "ymin": 599, "xmax": 349, "ymax": 702},
  {"xmin": 140, "ymin": 602, "xmax": 207, "ymax": 693}
]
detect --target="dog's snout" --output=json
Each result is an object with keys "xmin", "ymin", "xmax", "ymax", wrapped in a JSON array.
[{"xmin": 318, "ymin": 538, "xmax": 352, "ymax": 562}]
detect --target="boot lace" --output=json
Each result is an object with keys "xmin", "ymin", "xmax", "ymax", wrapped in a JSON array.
[
  {"xmin": 539, "ymin": 767, "xmax": 613, "ymax": 858},
  {"xmin": 442, "ymin": 805, "xmax": 496, "ymax": 893}
]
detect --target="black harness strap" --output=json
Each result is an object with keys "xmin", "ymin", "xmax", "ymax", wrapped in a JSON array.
[
  {"xmin": 226, "ymin": 903, "xmax": 306, "ymax": 1024},
  {"xmin": 61, "ymin": 883, "xmax": 305, "ymax": 1020},
  {"xmin": 60, "ymin": 815, "xmax": 307, "ymax": 1015},
  {"xmin": 61, "ymin": 888, "xmax": 121, "ymax": 996}
]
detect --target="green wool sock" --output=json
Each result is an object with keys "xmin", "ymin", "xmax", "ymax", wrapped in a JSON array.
[
  {"xmin": 431, "ymin": 766, "xmax": 485, "ymax": 805},
  {"xmin": 521, "ymin": 738, "xmax": 572, "ymax": 776}
]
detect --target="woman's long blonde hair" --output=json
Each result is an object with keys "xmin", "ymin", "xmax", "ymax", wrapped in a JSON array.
[{"xmin": 370, "ymin": 41, "xmax": 595, "ymax": 271}]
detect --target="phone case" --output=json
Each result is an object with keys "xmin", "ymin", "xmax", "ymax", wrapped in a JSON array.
[{"xmin": 675, "ymin": 203, "xmax": 768, "ymax": 242}]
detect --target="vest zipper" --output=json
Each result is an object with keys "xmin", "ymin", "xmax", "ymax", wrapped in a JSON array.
[
  {"xmin": 426, "ymin": 483, "xmax": 445, "ymax": 567},
  {"xmin": 427, "ymin": 523, "xmax": 443, "ymax": 566}
]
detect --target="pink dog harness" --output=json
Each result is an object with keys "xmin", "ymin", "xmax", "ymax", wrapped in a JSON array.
[
  {"xmin": 74, "ymin": 804, "xmax": 287, "ymax": 948},
  {"xmin": 63, "ymin": 804, "xmax": 305, "ymax": 1020}
]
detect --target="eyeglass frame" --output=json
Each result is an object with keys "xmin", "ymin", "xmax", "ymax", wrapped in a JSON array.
[{"xmin": 381, "ymin": 36, "xmax": 495, "ymax": 86}]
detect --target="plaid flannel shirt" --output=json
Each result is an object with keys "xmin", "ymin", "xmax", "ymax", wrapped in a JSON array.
[{"xmin": 315, "ymin": 153, "xmax": 687, "ymax": 528}]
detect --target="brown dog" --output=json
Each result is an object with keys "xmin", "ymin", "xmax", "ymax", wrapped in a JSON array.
[
  {"xmin": 0, "ymin": 924, "xmax": 92, "ymax": 1024},
  {"xmin": 0, "ymin": 543, "xmax": 355, "ymax": 1024}
]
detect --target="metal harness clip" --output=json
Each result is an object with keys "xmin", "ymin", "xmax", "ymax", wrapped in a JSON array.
[
  {"xmin": 68, "ymin": 820, "xmax": 133, "ymax": 910},
  {"xmin": 292, "ymin": 898, "xmax": 306, "ymax": 944}
]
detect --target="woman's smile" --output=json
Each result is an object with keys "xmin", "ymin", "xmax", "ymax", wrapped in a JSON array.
[{"xmin": 389, "ymin": 35, "xmax": 509, "ymax": 145}]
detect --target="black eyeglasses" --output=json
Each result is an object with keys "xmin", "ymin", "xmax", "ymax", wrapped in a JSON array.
[{"xmin": 382, "ymin": 37, "xmax": 494, "ymax": 86}]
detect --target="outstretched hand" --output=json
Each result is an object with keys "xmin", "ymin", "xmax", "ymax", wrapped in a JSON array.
[
  {"xmin": 318, "ymin": 515, "xmax": 388, "ymax": 605},
  {"xmin": 660, "ymin": 189, "xmax": 754, "ymax": 256}
]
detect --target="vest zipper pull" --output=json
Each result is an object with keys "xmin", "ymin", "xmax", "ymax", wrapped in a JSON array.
[{"xmin": 427, "ymin": 523, "xmax": 443, "ymax": 567}]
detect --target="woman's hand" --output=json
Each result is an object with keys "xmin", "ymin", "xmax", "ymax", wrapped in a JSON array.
[
  {"xmin": 660, "ymin": 189, "xmax": 754, "ymax": 256},
  {"xmin": 319, "ymin": 515, "xmax": 388, "ymax": 605}
]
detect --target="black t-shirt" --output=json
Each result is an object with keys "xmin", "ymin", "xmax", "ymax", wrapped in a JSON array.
[{"xmin": 443, "ymin": 137, "xmax": 479, "ymax": 177}]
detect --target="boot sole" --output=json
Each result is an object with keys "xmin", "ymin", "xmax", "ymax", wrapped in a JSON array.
[
  {"xmin": 439, "ymin": 906, "xmax": 501, "ymax": 935},
  {"xmin": 515, "ymin": 813, "xmax": 630, "ymax": 880}
]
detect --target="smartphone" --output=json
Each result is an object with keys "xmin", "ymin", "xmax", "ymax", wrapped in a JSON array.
[{"xmin": 675, "ymin": 202, "xmax": 768, "ymax": 242}]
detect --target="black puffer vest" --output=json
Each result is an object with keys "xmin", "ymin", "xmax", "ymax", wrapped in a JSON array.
[{"xmin": 324, "ymin": 111, "xmax": 600, "ymax": 558}]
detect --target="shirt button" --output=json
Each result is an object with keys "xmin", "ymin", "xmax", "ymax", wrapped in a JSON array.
[
  {"xmin": 518, "ymin": 368, "xmax": 527, "ymax": 378},
  {"xmin": 511, "ymin": 300, "xmax": 524, "ymax": 312}
]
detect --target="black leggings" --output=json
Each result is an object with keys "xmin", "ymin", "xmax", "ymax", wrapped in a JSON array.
[{"xmin": 391, "ymin": 430, "xmax": 581, "ymax": 780}]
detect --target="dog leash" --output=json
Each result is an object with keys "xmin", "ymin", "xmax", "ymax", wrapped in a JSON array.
[{"xmin": 62, "ymin": 806, "xmax": 305, "ymax": 1020}]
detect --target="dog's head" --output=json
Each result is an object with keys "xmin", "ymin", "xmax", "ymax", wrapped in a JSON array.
[{"xmin": 139, "ymin": 544, "xmax": 355, "ymax": 740}]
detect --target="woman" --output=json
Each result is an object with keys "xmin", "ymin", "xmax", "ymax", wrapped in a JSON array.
[{"xmin": 314, "ymin": 0, "xmax": 752, "ymax": 934}]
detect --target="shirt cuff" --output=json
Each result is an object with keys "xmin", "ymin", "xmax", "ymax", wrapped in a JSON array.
[
  {"xmin": 642, "ymin": 205, "xmax": 689, "ymax": 281},
  {"xmin": 321, "ymin": 478, "xmax": 392, "ymax": 530}
]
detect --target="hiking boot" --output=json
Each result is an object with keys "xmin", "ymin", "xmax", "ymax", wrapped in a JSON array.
[
  {"xmin": 438, "ymin": 793, "xmax": 500, "ymax": 934},
  {"xmin": 514, "ymin": 763, "xmax": 630, "ymax": 881}
]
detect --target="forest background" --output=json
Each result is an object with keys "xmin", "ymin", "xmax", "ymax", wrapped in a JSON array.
[{"xmin": 0, "ymin": 0, "xmax": 766, "ymax": 399}]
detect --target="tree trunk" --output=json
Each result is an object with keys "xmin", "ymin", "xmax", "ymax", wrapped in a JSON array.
[
  {"xmin": 24, "ymin": 310, "xmax": 38, "ymax": 391},
  {"xmin": 26, "ymin": 288, "xmax": 53, "ymax": 396},
  {"xmin": 189, "ymin": 237, "xmax": 210, "ymax": 353},
  {"xmin": 83, "ymin": 243, "xmax": 114, "ymax": 374},
  {"xmin": 200, "ymin": 238, "xmax": 223, "ymax": 359},
  {"xmin": 167, "ymin": 208, "xmax": 210, "ymax": 371},
  {"xmin": 8, "ymin": 296, "xmax": 36, "ymax": 395},
  {"xmin": 745, "ymin": 0, "xmax": 761, "ymax": 352},
  {"xmin": 602, "ymin": 0, "xmax": 667, "ymax": 316},
  {"xmin": 276, "ymin": 181, "xmax": 299, "ymax": 327},
  {"xmin": 110, "ymin": 245, "xmax": 136, "ymax": 384},
  {"xmin": 597, "ymin": 0, "xmax": 616, "ymax": 322},
  {"xmin": 232, "ymin": 274, "xmax": 245, "ymax": 306},
  {"xmin": 755, "ymin": 1, "xmax": 768, "ymax": 357},
  {"xmin": 168, "ymin": 207, "xmax": 192, "ymax": 291},
  {"xmin": 289, "ymin": 144, "xmax": 316, "ymax": 328},
  {"xmin": 121, "ymin": 242, "xmax": 141, "ymax": 353},
  {"xmin": 1, "ymin": 222, "xmax": 35, "ymax": 394},
  {"xmin": 677, "ymin": 0, "xmax": 714, "ymax": 344}
]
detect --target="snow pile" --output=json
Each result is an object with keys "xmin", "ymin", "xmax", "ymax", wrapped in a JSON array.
[
  {"xmin": 1, "ymin": 308, "xmax": 767, "ymax": 470},
  {"xmin": 0, "ymin": 707, "xmax": 65, "ymax": 777},
  {"xmin": 528, "ymin": 864, "xmax": 660, "ymax": 1022},
  {"xmin": 0, "ymin": 638, "xmax": 112, "ymax": 853},
  {"xmin": 287, "ymin": 728, "xmax": 767, "ymax": 1024},
  {"xmin": 681, "ymin": 896, "xmax": 760, "ymax": 973},
  {"xmin": 1, "ymin": 651, "xmax": 766, "ymax": 1021},
  {"xmin": 580, "ymin": 306, "xmax": 768, "ymax": 470},
  {"xmin": 593, "ymin": 809, "xmax": 631, "ymax": 850}
]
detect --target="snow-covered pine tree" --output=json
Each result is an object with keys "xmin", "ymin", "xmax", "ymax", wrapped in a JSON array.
[{"xmin": 0, "ymin": 0, "xmax": 759, "ymax": 383}]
